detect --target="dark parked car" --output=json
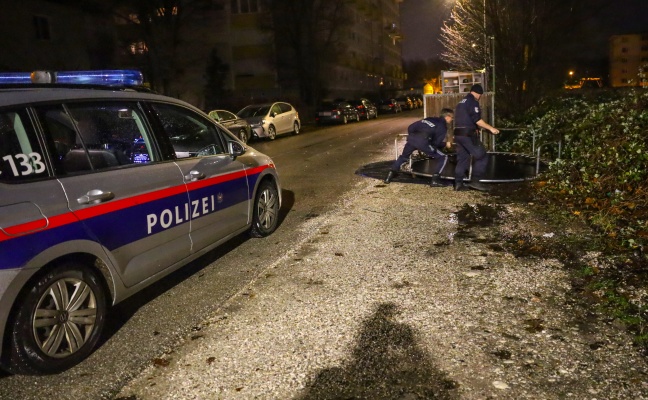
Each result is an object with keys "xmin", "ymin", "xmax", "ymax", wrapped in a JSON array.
[
  {"xmin": 208, "ymin": 109, "xmax": 252, "ymax": 143},
  {"xmin": 315, "ymin": 101, "xmax": 359, "ymax": 124},
  {"xmin": 348, "ymin": 98, "xmax": 378, "ymax": 120},
  {"xmin": 377, "ymin": 98, "xmax": 401, "ymax": 114}
]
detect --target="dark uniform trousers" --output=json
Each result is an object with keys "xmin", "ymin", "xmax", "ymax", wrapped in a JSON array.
[
  {"xmin": 454, "ymin": 129, "xmax": 487, "ymax": 182},
  {"xmin": 391, "ymin": 132, "xmax": 448, "ymax": 174}
]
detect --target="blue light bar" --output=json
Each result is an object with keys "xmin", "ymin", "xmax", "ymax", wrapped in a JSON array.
[
  {"xmin": 55, "ymin": 70, "xmax": 143, "ymax": 86},
  {"xmin": 0, "ymin": 70, "xmax": 144, "ymax": 86},
  {"xmin": 0, "ymin": 72, "xmax": 33, "ymax": 84}
]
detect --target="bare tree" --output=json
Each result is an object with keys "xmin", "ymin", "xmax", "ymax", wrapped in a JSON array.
[
  {"xmin": 441, "ymin": 0, "xmax": 608, "ymax": 116},
  {"xmin": 265, "ymin": 0, "xmax": 354, "ymax": 106},
  {"xmin": 101, "ymin": 0, "xmax": 215, "ymax": 96}
]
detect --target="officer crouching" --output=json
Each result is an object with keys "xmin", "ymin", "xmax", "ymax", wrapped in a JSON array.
[{"xmin": 384, "ymin": 108, "xmax": 454, "ymax": 187}]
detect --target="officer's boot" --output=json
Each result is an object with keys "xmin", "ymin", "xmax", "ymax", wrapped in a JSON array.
[
  {"xmin": 384, "ymin": 170, "xmax": 398, "ymax": 184},
  {"xmin": 454, "ymin": 181, "xmax": 469, "ymax": 191},
  {"xmin": 467, "ymin": 179, "xmax": 490, "ymax": 192},
  {"xmin": 429, "ymin": 174, "xmax": 444, "ymax": 187}
]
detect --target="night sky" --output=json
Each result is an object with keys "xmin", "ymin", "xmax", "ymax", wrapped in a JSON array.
[{"xmin": 400, "ymin": 0, "xmax": 648, "ymax": 62}]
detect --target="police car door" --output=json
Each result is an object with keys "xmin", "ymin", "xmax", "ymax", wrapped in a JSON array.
[
  {"xmin": 149, "ymin": 103, "xmax": 249, "ymax": 253},
  {"xmin": 0, "ymin": 108, "xmax": 73, "ymax": 273},
  {"xmin": 37, "ymin": 103, "xmax": 192, "ymax": 288}
]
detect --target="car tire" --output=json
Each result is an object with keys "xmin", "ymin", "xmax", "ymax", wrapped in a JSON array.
[
  {"xmin": 238, "ymin": 129, "xmax": 248, "ymax": 144},
  {"xmin": 342, "ymin": 116, "xmax": 348, "ymax": 124},
  {"xmin": 292, "ymin": 122, "xmax": 300, "ymax": 135},
  {"xmin": 267, "ymin": 125, "xmax": 276, "ymax": 140},
  {"xmin": 2, "ymin": 262, "xmax": 107, "ymax": 375},
  {"xmin": 249, "ymin": 179, "xmax": 280, "ymax": 238}
]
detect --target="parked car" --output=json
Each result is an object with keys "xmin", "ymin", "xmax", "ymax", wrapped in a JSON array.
[
  {"xmin": 395, "ymin": 96, "xmax": 414, "ymax": 111},
  {"xmin": 237, "ymin": 102, "xmax": 301, "ymax": 140},
  {"xmin": 315, "ymin": 101, "xmax": 360, "ymax": 124},
  {"xmin": 348, "ymin": 98, "xmax": 378, "ymax": 120},
  {"xmin": 207, "ymin": 109, "xmax": 252, "ymax": 143},
  {"xmin": 411, "ymin": 95, "xmax": 423, "ymax": 109},
  {"xmin": 377, "ymin": 98, "xmax": 401, "ymax": 113},
  {"xmin": 0, "ymin": 69, "xmax": 282, "ymax": 375}
]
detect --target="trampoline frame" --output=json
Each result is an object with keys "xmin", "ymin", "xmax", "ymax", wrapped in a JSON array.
[{"xmin": 392, "ymin": 129, "xmax": 562, "ymax": 184}]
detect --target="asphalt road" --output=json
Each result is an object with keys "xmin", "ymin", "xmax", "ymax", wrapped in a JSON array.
[{"xmin": 0, "ymin": 110, "xmax": 421, "ymax": 399}]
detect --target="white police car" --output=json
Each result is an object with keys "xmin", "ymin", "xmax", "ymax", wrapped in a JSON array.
[{"xmin": 0, "ymin": 70, "xmax": 281, "ymax": 375}]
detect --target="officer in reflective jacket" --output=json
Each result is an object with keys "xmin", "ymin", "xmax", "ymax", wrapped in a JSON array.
[
  {"xmin": 384, "ymin": 108, "xmax": 454, "ymax": 187},
  {"xmin": 453, "ymin": 84, "xmax": 499, "ymax": 191}
]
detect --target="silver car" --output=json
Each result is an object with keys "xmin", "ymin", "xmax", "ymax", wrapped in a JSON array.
[
  {"xmin": 237, "ymin": 102, "xmax": 301, "ymax": 140},
  {"xmin": 0, "ymin": 70, "xmax": 282, "ymax": 375}
]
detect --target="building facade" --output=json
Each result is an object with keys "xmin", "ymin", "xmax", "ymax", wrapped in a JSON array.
[
  {"xmin": 1, "ymin": 0, "xmax": 405, "ymax": 110},
  {"xmin": 321, "ymin": 0, "xmax": 406, "ymax": 100},
  {"xmin": 609, "ymin": 33, "xmax": 648, "ymax": 88}
]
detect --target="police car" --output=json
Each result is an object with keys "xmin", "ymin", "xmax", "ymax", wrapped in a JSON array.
[{"xmin": 0, "ymin": 70, "xmax": 281, "ymax": 375}]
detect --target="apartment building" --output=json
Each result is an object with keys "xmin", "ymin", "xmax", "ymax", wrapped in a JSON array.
[
  {"xmin": 1, "ymin": 0, "xmax": 405, "ymax": 109},
  {"xmin": 609, "ymin": 33, "xmax": 648, "ymax": 88}
]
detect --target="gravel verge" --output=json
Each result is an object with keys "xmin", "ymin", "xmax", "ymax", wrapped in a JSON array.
[{"xmin": 116, "ymin": 174, "xmax": 648, "ymax": 399}]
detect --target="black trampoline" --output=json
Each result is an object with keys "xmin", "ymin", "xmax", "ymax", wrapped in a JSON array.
[{"xmin": 409, "ymin": 151, "xmax": 547, "ymax": 183}]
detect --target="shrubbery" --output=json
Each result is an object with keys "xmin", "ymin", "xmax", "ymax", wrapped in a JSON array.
[{"xmin": 502, "ymin": 88, "xmax": 648, "ymax": 256}]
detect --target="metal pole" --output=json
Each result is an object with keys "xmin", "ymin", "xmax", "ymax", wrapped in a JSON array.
[
  {"xmin": 483, "ymin": 0, "xmax": 487, "ymax": 73},
  {"xmin": 490, "ymin": 36, "xmax": 495, "ymax": 127}
]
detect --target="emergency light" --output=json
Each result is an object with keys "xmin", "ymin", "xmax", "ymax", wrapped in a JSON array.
[{"xmin": 0, "ymin": 70, "xmax": 144, "ymax": 86}]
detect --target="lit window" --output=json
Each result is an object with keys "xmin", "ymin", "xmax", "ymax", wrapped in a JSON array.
[
  {"xmin": 129, "ymin": 41, "xmax": 149, "ymax": 55},
  {"xmin": 156, "ymin": 6, "xmax": 178, "ymax": 17}
]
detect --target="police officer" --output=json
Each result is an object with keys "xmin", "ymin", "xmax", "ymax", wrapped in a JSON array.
[
  {"xmin": 384, "ymin": 108, "xmax": 454, "ymax": 187},
  {"xmin": 453, "ymin": 84, "xmax": 499, "ymax": 191}
]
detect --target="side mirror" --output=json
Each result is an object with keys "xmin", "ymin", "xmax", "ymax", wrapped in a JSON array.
[{"xmin": 228, "ymin": 140, "xmax": 245, "ymax": 159}]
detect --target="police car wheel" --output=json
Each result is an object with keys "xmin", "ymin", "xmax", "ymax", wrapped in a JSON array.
[
  {"xmin": 238, "ymin": 129, "xmax": 248, "ymax": 144},
  {"xmin": 293, "ymin": 122, "xmax": 300, "ymax": 135},
  {"xmin": 3, "ymin": 263, "xmax": 107, "ymax": 375},
  {"xmin": 249, "ymin": 180, "xmax": 280, "ymax": 238},
  {"xmin": 267, "ymin": 125, "xmax": 276, "ymax": 140}
]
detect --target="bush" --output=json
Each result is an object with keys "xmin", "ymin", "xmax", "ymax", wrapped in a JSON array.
[{"xmin": 508, "ymin": 88, "xmax": 648, "ymax": 255}]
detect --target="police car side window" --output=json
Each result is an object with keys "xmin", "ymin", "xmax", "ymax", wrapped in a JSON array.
[
  {"xmin": 0, "ymin": 109, "xmax": 48, "ymax": 183},
  {"xmin": 37, "ymin": 103, "xmax": 154, "ymax": 175},
  {"xmin": 151, "ymin": 103, "xmax": 225, "ymax": 159}
]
